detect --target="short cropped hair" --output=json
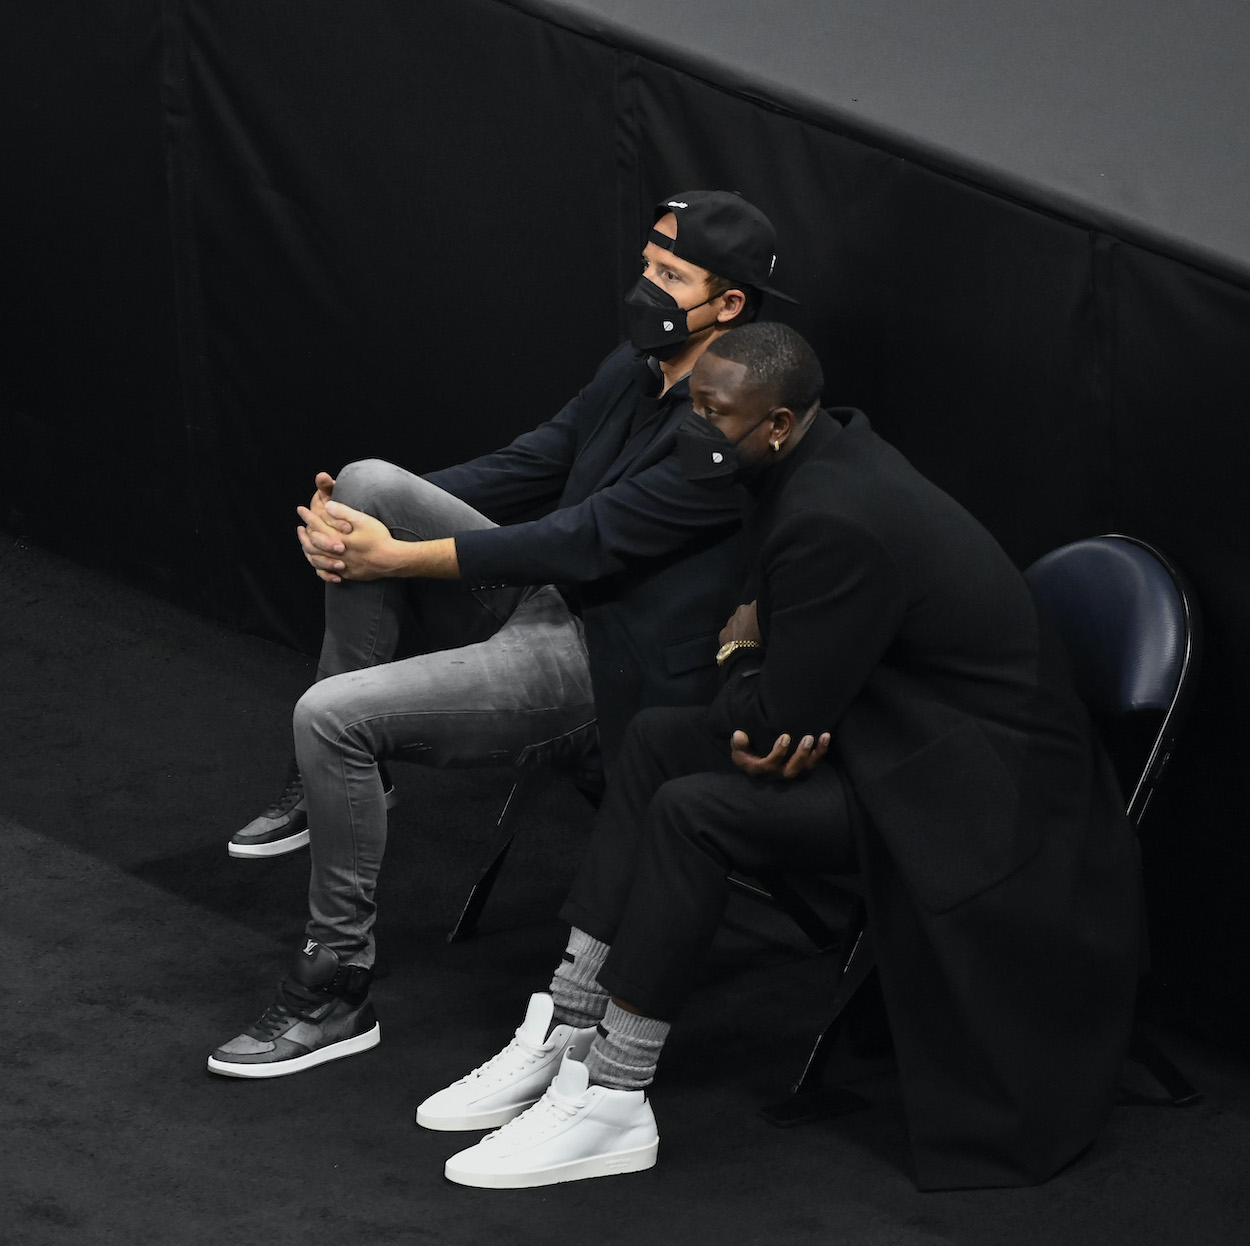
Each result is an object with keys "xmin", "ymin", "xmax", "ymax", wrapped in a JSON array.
[
  {"xmin": 706, "ymin": 321, "xmax": 823, "ymax": 414},
  {"xmin": 705, "ymin": 273, "xmax": 763, "ymax": 325}
]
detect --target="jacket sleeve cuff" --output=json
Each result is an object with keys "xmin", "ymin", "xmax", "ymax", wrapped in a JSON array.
[{"xmin": 452, "ymin": 527, "xmax": 507, "ymax": 589}]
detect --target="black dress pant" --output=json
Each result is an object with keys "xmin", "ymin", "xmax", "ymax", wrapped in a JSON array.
[{"xmin": 559, "ymin": 705, "xmax": 856, "ymax": 1019}]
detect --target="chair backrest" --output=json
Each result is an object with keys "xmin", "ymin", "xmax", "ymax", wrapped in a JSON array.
[{"xmin": 1023, "ymin": 534, "xmax": 1200, "ymax": 826}]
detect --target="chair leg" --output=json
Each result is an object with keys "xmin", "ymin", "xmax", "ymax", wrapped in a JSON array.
[
  {"xmin": 752, "ymin": 871, "xmax": 842, "ymax": 953},
  {"xmin": 447, "ymin": 770, "xmax": 541, "ymax": 943},
  {"xmin": 726, "ymin": 874, "xmax": 840, "ymax": 953},
  {"xmin": 759, "ymin": 924, "xmax": 875, "ymax": 1126},
  {"xmin": 1122, "ymin": 1023, "xmax": 1202, "ymax": 1107}
]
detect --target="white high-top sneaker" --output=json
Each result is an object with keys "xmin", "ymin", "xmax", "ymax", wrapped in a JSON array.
[
  {"xmin": 415, "ymin": 993, "xmax": 597, "ymax": 1131},
  {"xmin": 443, "ymin": 1051, "xmax": 659, "ymax": 1189}
]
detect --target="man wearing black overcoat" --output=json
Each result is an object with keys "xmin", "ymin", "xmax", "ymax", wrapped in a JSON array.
[{"xmin": 424, "ymin": 322, "xmax": 1141, "ymax": 1192}]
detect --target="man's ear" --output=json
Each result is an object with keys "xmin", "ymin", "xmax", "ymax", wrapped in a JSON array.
[
  {"xmin": 769, "ymin": 406, "xmax": 797, "ymax": 449},
  {"xmin": 715, "ymin": 287, "xmax": 746, "ymax": 323}
]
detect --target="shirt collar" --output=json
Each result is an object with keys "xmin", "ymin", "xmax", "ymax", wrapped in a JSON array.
[{"xmin": 644, "ymin": 353, "xmax": 692, "ymax": 398}]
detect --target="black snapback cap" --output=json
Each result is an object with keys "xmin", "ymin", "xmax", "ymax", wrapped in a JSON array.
[{"xmin": 650, "ymin": 189, "xmax": 796, "ymax": 303}]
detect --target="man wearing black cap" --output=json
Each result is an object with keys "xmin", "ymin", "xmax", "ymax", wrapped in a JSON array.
[{"xmin": 207, "ymin": 191, "xmax": 795, "ymax": 1080}]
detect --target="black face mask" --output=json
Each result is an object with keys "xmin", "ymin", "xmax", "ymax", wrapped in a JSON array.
[
  {"xmin": 623, "ymin": 276, "xmax": 715, "ymax": 360},
  {"xmin": 676, "ymin": 411, "xmax": 772, "ymax": 486}
]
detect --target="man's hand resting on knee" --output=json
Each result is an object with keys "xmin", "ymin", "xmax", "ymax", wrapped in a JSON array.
[
  {"xmin": 730, "ymin": 729, "xmax": 830, "ymax": 779},
  {"xmin": 297, "ymin": 471, "xmax": 357, "ymax": 582},
  {"xmin": 295, "ymin": 472, "xmax": 462, "ymax": 583},
  {"xmin": 297, "ymin": 473, "xmax": 354, "ymax": 582}
]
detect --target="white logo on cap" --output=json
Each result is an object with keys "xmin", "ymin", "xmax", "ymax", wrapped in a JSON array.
[
  {"xmin": 770, "ymin": 254, "xmax": 776, "ymax": 275},
  {"xmin": 666, "ymin": 200, "xmax": 689, "ymax": 208},
  {"xmin": 712, "ymin": 451, "xmax": 724, "ymax": 464},
  {"xmin": 662, "ymin": 320, "xmax": 674, "ymax": 332}
]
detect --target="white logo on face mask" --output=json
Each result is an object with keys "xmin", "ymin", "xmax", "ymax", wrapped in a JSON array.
[
  {"xmin": 662, "ymin": 320, "xmax": 674, "ymax": 332},
  {"xmin": 712, "ymin": 451, "xmax": 724, "ymax": 464}
]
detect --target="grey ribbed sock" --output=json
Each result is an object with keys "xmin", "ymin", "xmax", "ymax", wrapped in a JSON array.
[
  {"xmin": 583, "ymin": 1001, "xmax": 670, "ymax": 1090},
  {"xmin": 548, "ymin": 927, "xmax": 610, "ymax": 1029}
]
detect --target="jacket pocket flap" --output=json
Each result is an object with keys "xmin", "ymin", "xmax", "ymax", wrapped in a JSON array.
[
  {"xmin": 858, "ymin": 721, "xmax": 1039, "ymax": 913},
  {"xmin": 663, "ymin": 632, "xmax": 717, "ymax": 676}
]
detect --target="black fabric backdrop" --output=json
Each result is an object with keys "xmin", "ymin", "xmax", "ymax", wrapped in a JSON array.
[{"xmin": 3, "ymin": 0, "xmax": 1249, "ymax": 1044}]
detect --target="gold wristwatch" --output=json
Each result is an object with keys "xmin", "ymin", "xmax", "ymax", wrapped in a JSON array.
[{"xmin": 716, "ymin": 639, "xmax": 762, "ymax": 667}]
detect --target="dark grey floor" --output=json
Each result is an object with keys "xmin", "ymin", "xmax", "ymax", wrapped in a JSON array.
[{"xmin": 2, "ymin": 529, "xmax": 1247, "ymax": 1245}]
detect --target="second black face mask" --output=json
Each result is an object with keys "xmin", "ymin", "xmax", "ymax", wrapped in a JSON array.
[
  {"xmin": 623, "ymin": 277, "xmax": 713, "ymax": 360},
  {"xmin": 675, "ymin": 411, "xmax": 771, "ymax": 486}
]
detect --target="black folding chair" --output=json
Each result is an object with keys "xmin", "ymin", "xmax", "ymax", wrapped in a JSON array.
[
  {"xmin": 448, "ymin": 764, "xmax": 602, "ymax": 944},
  {"xmin": 1024, "ymin": 533, "xmax": 1201, "ymax": 1107},
  {"xmin": 763, "ymin": 533, "xmax": 1202, "ymax": 1125}
]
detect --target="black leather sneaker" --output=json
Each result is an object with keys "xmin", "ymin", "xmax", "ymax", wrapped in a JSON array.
[{"xmin": 207, "ymin": 940, "xmax": 380, "ymax": 1078}]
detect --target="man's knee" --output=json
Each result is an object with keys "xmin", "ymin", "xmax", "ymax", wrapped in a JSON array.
[
  {"xmin": 332, "ymin": 458, "xmax": 406, "ymax": 511},
  {"xmin": 293, "ymin": 679, "xmax": 350, "ymax": 749},
  {"xmin": 651, "ymin": 771, "xmax": 773, "ymax": 877},
  {"xmin": 647, "ymin": 775, "xmax": 725, "ymax": 844},
  {"xmin": 332, "ymin": 458, "xmax": 459, "ymax": 540},
  {"xmin": 621, "ymin": 705, "xmax": 705, "ymax": 758}
]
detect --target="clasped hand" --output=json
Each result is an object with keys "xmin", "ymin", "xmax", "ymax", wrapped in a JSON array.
[{"xmin": 296, "ymin": 472, "xmax": 397, "ymax": 583}]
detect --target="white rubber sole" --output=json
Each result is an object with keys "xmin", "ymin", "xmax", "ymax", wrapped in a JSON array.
[
  {"xmin": 228, "ymin": 828, "xmax": 310, "ymax": 859},
  {"xmin": 206, "ymin": 1023, "xmax": 381, "ymax": 1079},
  {"xmin": 444, "ymin": 1139, "xmax": 658, "ymax": 1189},
  {"xmin": 416, "ymin": 1097, "xmax": 539, "ymax": 1132}
]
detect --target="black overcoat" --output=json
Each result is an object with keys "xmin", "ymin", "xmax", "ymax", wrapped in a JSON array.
[{"xmin": 709, "ymin": 409, "xmax": 1140, "ymax": 1189}]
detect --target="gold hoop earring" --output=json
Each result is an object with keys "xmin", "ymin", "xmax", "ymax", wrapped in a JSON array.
[{"xmin": 770, "ymin": 440, "xmax": 781, "ymax": 452}]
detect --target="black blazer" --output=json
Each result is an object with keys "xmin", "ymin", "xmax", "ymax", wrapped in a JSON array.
[
  {"xmin": 427, "ymin": 344, "xmax": 745, "ymax": 765},
  {"xmin": 711, "ymin": 410, "xmax": 1140, "ymax": 1189}
]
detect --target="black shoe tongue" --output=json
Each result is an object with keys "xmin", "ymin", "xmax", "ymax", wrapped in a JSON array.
[{"xmin": 290, "ymin": 939, "xmax": 339, "ymax": 988}]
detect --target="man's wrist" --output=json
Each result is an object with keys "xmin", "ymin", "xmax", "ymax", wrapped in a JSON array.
[
  {"xmin": 716, "ymin": 638, "xmax": 762, "ymax": 668},
  {"xmin": 390, "ymin": 536, "xmax": 460, "ymax": 580},
  {"xmin": 387, "ymin": 537, "xmax": 424, "ymax": 577}
]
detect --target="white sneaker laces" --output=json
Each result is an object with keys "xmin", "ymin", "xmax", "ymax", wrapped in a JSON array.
[
  {"xmin": 489, "ymin": 1079, "xmax": 585, "ymax": 1141},
  {"xmin": 457, "ymin": 1025, "xmax": 549, "ymax": 1087}
]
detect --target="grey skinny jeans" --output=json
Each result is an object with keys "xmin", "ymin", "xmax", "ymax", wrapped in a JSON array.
[{"xmin": 293, "ymin": 459, "xmax": 597, "ymax": 966}]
